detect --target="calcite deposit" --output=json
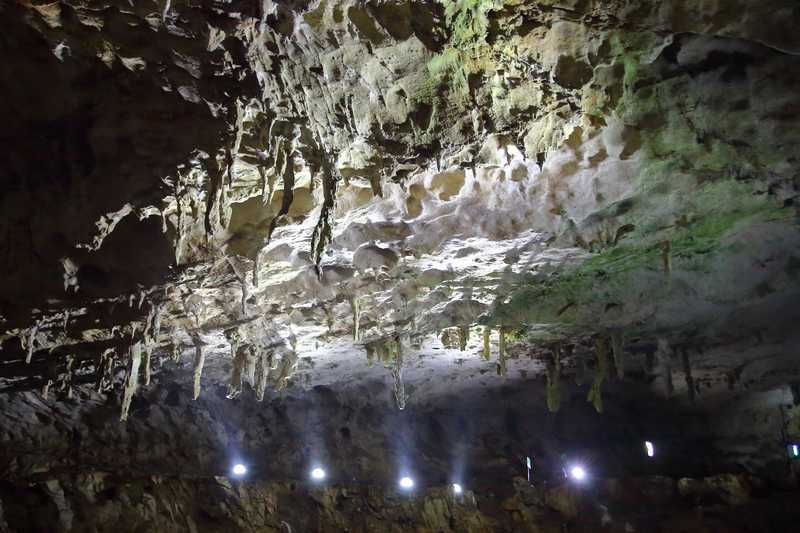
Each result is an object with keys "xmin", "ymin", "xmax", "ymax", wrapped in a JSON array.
[{"xmin": 2, "ymin": 0, "xmax": 800, "ymax": 531}]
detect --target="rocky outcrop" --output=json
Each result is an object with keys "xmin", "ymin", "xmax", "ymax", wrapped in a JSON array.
[{"xmin": 3, "ymin": 472, "xmax": 800, "ymax": 532}]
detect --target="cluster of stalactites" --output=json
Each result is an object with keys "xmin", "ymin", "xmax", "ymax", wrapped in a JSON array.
[
  {"xmin": 222, "ymin": 326, "xmax": 298, "ymax": 402},
  {"xmin": 226, "ymin": 343, "xmax": 289, "ymax": 401},
  {"xmin": 439, "ymin": 325, "xmax": 511, "ymax": 373},
  {"xmin": 363, "ymin": 334, "xmax": 407, "ymax": 409},
  {"xmin": 477, "ymin": 326, "xmax": 511, "ymax": 376},
  {"xmin": 585, "ymin": 332, "xmax": 628, "ymax": 414},
  {"xmin": 364, "ymin": 335, "xmax": 403, "ymax": 368},
  {"xmin": 247, "ymin": 112, "xmax": 339, "ymax": 284}
]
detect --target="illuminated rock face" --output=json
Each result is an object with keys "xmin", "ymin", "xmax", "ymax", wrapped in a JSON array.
[{"xmin": 2, "ymin": 0, "xmax": 800, "ymax": 530}]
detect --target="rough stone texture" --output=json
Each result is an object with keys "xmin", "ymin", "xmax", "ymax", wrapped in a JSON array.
[
  {"xmin": 2, "ymin": 0, "xmax": 800, "ymax": 530},
  {"xmin": 3, "ymin": 473, "xmax": 800, "ymax": 532}
]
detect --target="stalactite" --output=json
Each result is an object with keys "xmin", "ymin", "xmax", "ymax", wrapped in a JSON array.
[
  {"xmin": 142, "ymin": 302, "xmax": 163, "ymax": 387},
  {"xmin": 225, "ymin": 146, "xmax": 234, "ymax": 187},
  {"xmin": 138, "ymin": 290, "xmax": 146, "ymax": 309},
  {"xmin": 259, "ymin": 124, "xmax": 279, "ymax": 206},
  {"xmin": 143, "ymin": 347, "xmax": 152, "ymax": 387},
  {"xmin": 546, "ymin": 344, "xmax": 562, "ymax": 413},
  {"xmin": 41, "ymin": 379, "xmax": 53, "ymax": 399},
  {"xmin": 497, "ymin": 328, "xmax": 507, "ymax": 377},
  {"xmin": 458, "ymin": 325, "xmax": 469, "ymax": 351},
  {"xmin": 171, "ymin": 343, "xmax": 180, "ymax": 362},
  {"xmin": 244, "ymin": 345, "xmax": 257, "ymax": 388},
  {"xmin": 611, "ymin": 330, "xmax": 625, "ymax": 380},
  {"xmin": 224, "ymin": 329, "xmax": 244, "ymax": 398},
  {"xmin": 160, "ymin": 205, "xmax": 168, "ymax": 234},
  {"xmin": 274, "ymin": 350, "xmax": 298, "ymax": 391},
  {"xmin": 255, "ymin": 349, "xmax": 272, "ymax": 401},
  {"xmin": 258, "ymin": 165, "xmax": 269, "ymax": 205},
  {"xmin": 120, "ymin": 342, "xmax": 142, "ymax": 421},
  {"xmin": 497, "ymin": 351, "xmax": 507, "ymax": 376},
  {"xmin": 226, "ymin": 328, "xmax": 241, "ymax": 359},
  {"xmin": 203, "ymin": 156, "xmax": 223, "ymax": 240},
  {"xmin": 23, "ymin": 322, "xmax": 39, "ymax": 364},
  {"xmin": 192, "ymin": 334, "xmax": 205, "ymax": 400},
  {"xmin": 96, "ymin": 348, "xmax": 115, "ymax": 392},
  {"xmin": 587, "ymin": 336, "xmax": 609, "ymax": 413},
  {"xmin": 681, "ymin": 347, "xmax": 695, "ymax": 403},
  {"xmin": 350, "ymin": 296, "xmax": 361, "ymax": 341},
  {"xmin": 482, "ymin": 327, "xmax": 491, "ymax": 360},
  {"xmin": 389, "ymin": 336, "xmax": 403, "ymax": 363},
  {"xmin": 266, "ymin": 141, "xmax": 295, "ymax": 242},
  {"xmin": 227, "ymin": 344, "xmax": 249, "ymax": 399},
  {"xmin": 392, "ymin": 348, "xmax": 407, "ymax": 410},
  {"xmin": 310, "ymin": 159, "xmax": 338, "ymax": 275},
  {"xmin": 58, "ymin": 355, "xmax": 75, "ymax": 399}
]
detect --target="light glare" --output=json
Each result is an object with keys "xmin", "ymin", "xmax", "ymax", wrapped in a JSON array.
[
  {"xmin": 311, "ymin": 467, "xmax": 326, "ymax": 480},
  {"xmin": 452, "ymin": 483, "xmax": 463, "ymax": 495},
  {"xmin": 399, "ymin": 476, "xmax": 414, "ymax": 490},
  {"xmin": 232, "ymin": 463, "xmax": 247, "ymax": 477},
  {"xmin": 569, "ymin": 465, "xmax": 587, "ymax": 481},
  {"xmin": 792, "ymin": 444, "xmax": 799, "ymax": 457},
  {"xmin": 645, "ymin": 440, "xmax": 655, "ymax": 457}
]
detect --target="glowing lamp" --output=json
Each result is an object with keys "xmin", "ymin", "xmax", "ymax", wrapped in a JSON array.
[{"xmin": 569, "ymin": 465, "xmax": 587, "ymax": 482}]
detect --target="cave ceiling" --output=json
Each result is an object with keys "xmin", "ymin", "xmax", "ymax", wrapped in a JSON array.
[{"xmin": 1, "ymin": 0, "xmax": 799, "ymax": 428}]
